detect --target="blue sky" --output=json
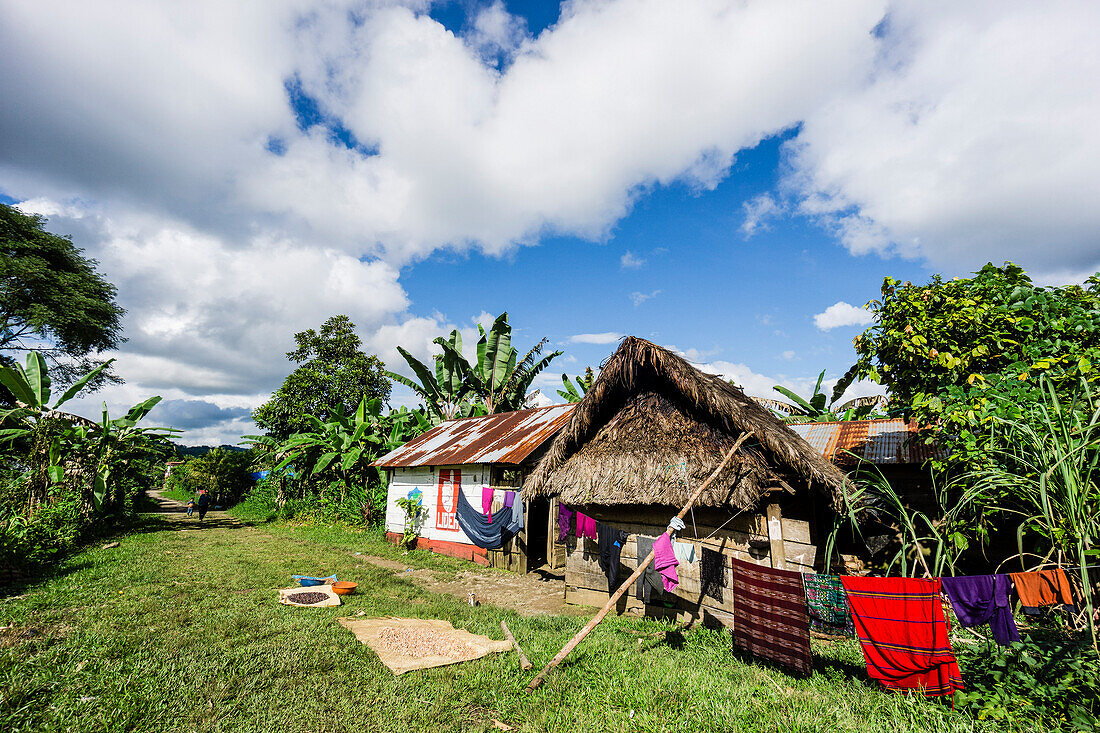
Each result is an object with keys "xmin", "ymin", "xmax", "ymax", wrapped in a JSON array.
[{"xmin": 1, "ymin": 0, "xmax": 1096, "ymax": 443}]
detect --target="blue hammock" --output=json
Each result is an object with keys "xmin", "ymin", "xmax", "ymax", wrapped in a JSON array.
[{"xmin": 456, "ymin": 490, "xmax": 518, "ymax": 550}]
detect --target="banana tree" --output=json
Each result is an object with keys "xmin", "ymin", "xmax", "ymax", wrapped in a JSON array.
[
  {"xmin": 385, "ymin": 329, "xmax": 478, "ymax": 424},
  {"xmin": 0, "ymin": 353, "xmax": 174, "ymax": 511},
  {"xmin": 558, "ymin": 367, "xmax": 596, "ymax": 403},
  {"xmin": 771, "ymin": 369, "xmax": 885, "ymax": 423},
  {"xmin": 274, "ymin": 396, "xmax": 430, "ymax": 500},
  {"xmin": 437, "ymin": 312, "xmax": 562, "ymax": 414},
  {"xmin": 0, "ymin": 352, "xmax": 114, "ymax": 441},
  {"xmin": 86, "ymin": 397, "xmax": 178, "ymax": 510}
]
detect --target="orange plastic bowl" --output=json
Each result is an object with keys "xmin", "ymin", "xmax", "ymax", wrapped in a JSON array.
[{"xmin": 332, "ymin": 581, "xmax": 357, "ymax": 596}]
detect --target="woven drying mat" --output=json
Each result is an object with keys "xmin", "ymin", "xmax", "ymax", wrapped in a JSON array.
[
  {"xmin": 337, "ymin": 617, "xmax": 511, "ymax": 675},
  {"xmin": 278, "ymin": 586, "xmax": 341, "ymax": 607}
]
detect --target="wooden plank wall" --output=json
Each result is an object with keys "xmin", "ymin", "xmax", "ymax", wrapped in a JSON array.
[
  {"xmin": 562, "ymin": 505, "xmax": 817, "ymax": 628},
  {"xmin": 484, "ymin": 486, "xmax": 526, "ymax": 573},
  {"xmin": 548, "ymin": 497, "xmax": 566, "ymax": 570}
]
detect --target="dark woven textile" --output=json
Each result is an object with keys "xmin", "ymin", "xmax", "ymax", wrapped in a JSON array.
[
  {"xmin": 803, "ymin": 573, "xmax": 854, "ymax": 636},
  {"xmin": 455, "ymin": 489, "xmax": 515, "ymax": 549},
  {"xmin": 700, "ymin": 547, "xmax": 725, "ymax": 602},
  {"xmin": 634, "ymin": 535, "xmax": 667, "ymax": 603},
  {"xmin": 731, "ymin": 558, "xmax": 812, "ymax": 676},
  {"xmin": 597, "ymin": 524, "xmax": 630, "ymax": 596}
]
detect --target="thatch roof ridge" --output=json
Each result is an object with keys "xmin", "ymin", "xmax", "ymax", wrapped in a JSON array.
[{"xmin": 525, "ymin": 337, "xmax": 847, "ymax": 509}]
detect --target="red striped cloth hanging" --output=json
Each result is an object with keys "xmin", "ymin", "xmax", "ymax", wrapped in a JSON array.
[
  {"xmin": 841, "ymin": 576, "xmax": 963, "ymax": 697},
  {"xmin": 731, "ymin": 558, "xmax": 813, "ymax": 676}
]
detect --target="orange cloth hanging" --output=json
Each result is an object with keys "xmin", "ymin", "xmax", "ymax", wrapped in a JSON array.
[{"xmin": 1008, "ymin": 568, "xmax": 1075, "ymax": 607}]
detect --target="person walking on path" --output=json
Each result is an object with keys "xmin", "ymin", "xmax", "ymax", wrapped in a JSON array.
[
  {"xmin": 196, "ymin": 489, "xmax": 210, "ymax": 522},
  {"xmin": 185, "ymin": 498, "xmax": 195, "ymax": 517}
]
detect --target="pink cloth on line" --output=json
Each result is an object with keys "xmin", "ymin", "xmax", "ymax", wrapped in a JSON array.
[
  {"xmin": 653, "ymin": 533, "xmax": 679, "ymax": 591},
  {"xmin": 481, "ymin": 486, "xmax": 494, "ymax": 520},
  {"xmin": 576, "ymin": 512, "xmax": 598, "ymax": 541}
]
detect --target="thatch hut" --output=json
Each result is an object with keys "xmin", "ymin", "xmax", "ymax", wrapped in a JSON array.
[{"xmin": 525, "ymin": 337, "xmax": 849, "ymax": 626}]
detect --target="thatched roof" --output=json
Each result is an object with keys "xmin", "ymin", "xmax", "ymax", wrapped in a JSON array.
[{"xmin": 525, "ymin": 337, "xmax": 848, "ymax": 511}]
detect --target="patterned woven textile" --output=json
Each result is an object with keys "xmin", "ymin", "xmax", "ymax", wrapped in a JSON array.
[
  {"xmin": 731, "ymin": 558, "xmax": 812, "ymax": 676},
  {"xmin": 841, "ymin": 576, "xmax": 963, "ymax": 697},
  {"xmin": 700, "ymin": 547, "xmax": 725, "ymax": 602},
  {"xmin": 803, "ymin": 573, "xmax": 854, "ymax": 636}
]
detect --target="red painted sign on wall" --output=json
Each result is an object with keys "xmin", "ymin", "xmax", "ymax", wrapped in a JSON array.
[{"xmin": 435, "ymin": 469, "xmax": 461, "ymax": 531}]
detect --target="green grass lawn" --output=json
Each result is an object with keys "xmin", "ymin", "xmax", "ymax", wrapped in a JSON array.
[{"xmin": 0, "ymin": 509, "xmax": 992, "ymax": 733}]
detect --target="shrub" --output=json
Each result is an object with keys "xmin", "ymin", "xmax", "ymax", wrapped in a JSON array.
[
  {"xmin": 229, "ymin": 477, "xmax": 279, "ymax": 523},
  {"xmin": 166, "ymin": 448, "xmax": 253, "ymax": 506},
  {"xmin": 955, "ymin": 635, "xmax": 1100, "ymax": 729}
]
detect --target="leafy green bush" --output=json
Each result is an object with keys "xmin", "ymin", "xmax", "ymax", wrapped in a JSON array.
[
  {"xmin": 166, "ymin": 448, "xmax": 253, "ymax": 505},
  {"xmin": 955, "ymin": 636, "xmax": 1100, "ymax": 729},
  {"xmin": 228, "ymin": 478, "xmax": 279, "ymax": 523}
]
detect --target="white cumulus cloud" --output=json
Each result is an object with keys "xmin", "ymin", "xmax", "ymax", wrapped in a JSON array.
[
  {"xmin": 813, "ymin": 301, "xmax": 875, "ymax": 331},
  {"xmin": 740, "ymin": 193, "xmax": 783, "ymax": 237},
  {"xmin": 785, "ymin": 1, "xmax": 1100, "ymax": 277},
  {"xmin": 569, "ymin": 332, "xmax": 624, "ymax": 345}
]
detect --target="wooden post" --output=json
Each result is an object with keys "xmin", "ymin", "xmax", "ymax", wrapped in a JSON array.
[
  {"xmin": 765, "ymin": 503, "xmax": 786, "ymax": 570},
  {"xmin": 524, "ymin": 434, "xmax": 750, "ymax": 693},
  {"xmin": 501, "ymin": 621, "xmax": 532, "ymax": 670}
]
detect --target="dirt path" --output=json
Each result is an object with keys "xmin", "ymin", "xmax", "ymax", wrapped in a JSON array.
[
  {"xmin": 144, "ymin": 488, "xmax": 581, "ymax": 616},
  {"xmin": 144, "ymin": 488, "xmax": 240, "ymax": 529},
  {"xmin": 144, "ymin": 488, "xmax": 585, "ymax": 611},
  {"xmin": 353, "ymin": 551, "xmax": 584, "ymax": 617}
]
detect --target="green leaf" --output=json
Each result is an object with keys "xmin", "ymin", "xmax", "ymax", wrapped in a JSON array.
[
  {"xmin": 313, "ymin": 452, "xmax": 338, "ymax": 474},
  {"xmin": 24, "ymin": 352, "xmax": 51, "ymax": 407},
  {"xmin": 341, "ymin": 447, "xmax": 363, "ymax": 471},
  {"xmin": 773, "ymin": 385, "xmax": 816, "ymax": 415},
  {"xmin": 0, "ymin": 363, "xmax": 36, "ymax": 408}
]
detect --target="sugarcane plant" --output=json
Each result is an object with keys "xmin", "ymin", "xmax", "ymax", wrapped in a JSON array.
[
  {"xmin": 949, "ymin": 375, "xmax": 1100, "ymax": 652},
  {"xmin": 824, "ymin": 460, "xmax": 956, "ymax": 579}
]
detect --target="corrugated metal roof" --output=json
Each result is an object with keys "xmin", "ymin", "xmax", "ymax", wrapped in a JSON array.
[
  {"xmin": 371, "ymin": 404, "xmax": 577, "ymax": 468},
  {"xmin": 789, "ymin": 418, "xmax": 939, "ymax": 465}
]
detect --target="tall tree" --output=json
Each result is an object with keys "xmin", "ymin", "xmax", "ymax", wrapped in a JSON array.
[
  {"xmin": 0, "ymin": 204, "xmax": 124, "ymax": 387},
  {"xmin": 846, "ymin": 262, "xmax": 1100, "ymax": 468},
  {"xmin": 252, "ymin": 315, "xmax": 391, "ymax": 440}
]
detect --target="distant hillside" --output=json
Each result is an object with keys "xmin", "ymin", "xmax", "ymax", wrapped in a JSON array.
[{"xmin": 173, "ymin": 444, "xmax": 248, "ymax": 458}]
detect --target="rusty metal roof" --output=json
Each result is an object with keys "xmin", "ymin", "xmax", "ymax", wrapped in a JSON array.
[
  {"xmin": 789, "ymin": 418, "xmax": 939, "ymax": 466},
  {"xmin": 371, "ymin": 404, "xmax": 577, "ymax": 468}
]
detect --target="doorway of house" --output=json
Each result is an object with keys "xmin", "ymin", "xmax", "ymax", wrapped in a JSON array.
[{"xmin": 525, "ymin": 497, "xmax": 549, "ymax": 569}]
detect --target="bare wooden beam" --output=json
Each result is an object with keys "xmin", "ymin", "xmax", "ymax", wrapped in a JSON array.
[
  {"xmin": 524, "ymin": 433, "xmax": 750, "ymax": 692},
  {"xmin": 765, "ymin": 502, "xmax": 786, "ymax": 570},
  {"xmin": 500, "ymin": 620, "xmax": 532, "ymax": 670}
]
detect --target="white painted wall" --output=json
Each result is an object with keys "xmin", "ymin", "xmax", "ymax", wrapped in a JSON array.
[{"xmin": 385, "ymin": 464, "xmax": 507, "ymax": 546}]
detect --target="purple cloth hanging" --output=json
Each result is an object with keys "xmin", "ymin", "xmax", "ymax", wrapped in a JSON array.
[
  {"xmin": 558, "ymin": 504, "xmax": 575, "ymax": 542},
  {"xmin": 481, "ymin": 486, "xmax": 494, "ymax": 520},
  {"xmin": 503, "ymin": 491, "xmax": 515, "ymax": 509},
  {"xmin": 941, "ymin": 574, "xmax": 1020, "ymax": 646}
]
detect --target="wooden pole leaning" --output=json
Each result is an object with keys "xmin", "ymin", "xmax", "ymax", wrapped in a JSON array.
[
  {"xmin": 501, "ymin": 620, "xmax": 532, "ymax": 670},
  {"xmin": 524, "ymin": 433, "xmax": 751, "ymax": 693}
]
